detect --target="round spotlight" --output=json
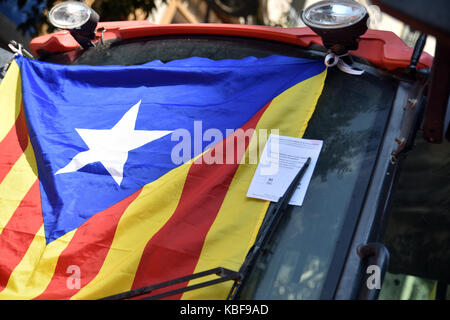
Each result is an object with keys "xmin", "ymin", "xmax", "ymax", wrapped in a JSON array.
[
  {"xmin": 301, "ymin": 0, "xmax": 369, "ymax": 55},
  {"xmin": 48, "ymin": 1, "xmax": 100, "ymax": 49},
  {"xmin": 302, "ymin": 0, "xmax": 367, "ymax": 29},
  {"xmin": 49, "ymin": 1, "xmax": 92, "ymax": 29}
]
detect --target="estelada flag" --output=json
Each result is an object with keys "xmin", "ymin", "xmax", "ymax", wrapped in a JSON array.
[{"xmin": 0, "ymin": 54, "xmax": 326, "ymax": 299}]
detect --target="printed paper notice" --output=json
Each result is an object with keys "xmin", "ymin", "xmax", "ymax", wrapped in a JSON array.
[{"xmin": 247, "ymin": 134, "xmax": 323, "ymax": 206}]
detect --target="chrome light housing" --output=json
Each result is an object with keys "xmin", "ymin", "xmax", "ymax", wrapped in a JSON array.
[
  {"xmin": 49, "ymin": 1, "xmax": 100, "ymax": 49},
  {"xmin": 301, "ymin": 0, "xmax": 369, "ymax": 55}
]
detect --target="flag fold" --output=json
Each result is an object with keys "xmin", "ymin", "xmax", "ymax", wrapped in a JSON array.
[{"xmin": 0, "ymin": 54, "xmax": 326, "ymax": 299}]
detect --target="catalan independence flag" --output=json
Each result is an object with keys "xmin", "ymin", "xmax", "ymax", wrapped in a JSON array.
[{"xmin": 0, "ymin": 54, "xmax": 325, "ymax": 299}]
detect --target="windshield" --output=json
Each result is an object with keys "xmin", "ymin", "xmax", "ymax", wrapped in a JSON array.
[{"xmin": 42, "ymin": 35, "xmax": 398, "ymax": 299}]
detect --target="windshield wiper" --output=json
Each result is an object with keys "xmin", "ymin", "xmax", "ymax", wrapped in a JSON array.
[
  {"xmin": 100, "ymin": 157, "xmax": 311, "ymax": 300},
  {"xmin": 227, "ymin": 157, "xmax": 311, "ymax": 300}
]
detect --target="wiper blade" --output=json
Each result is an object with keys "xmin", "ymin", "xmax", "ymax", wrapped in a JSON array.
[
  {"xmin": 100, "ymin": 267, "xmax": 241, "ymax": 300},
  {"xmin": 227, "ymin": 157, "xmax": 312, "ymax": 300},
  {"xmin": 100, "ymin": 157, "xmax": 311, "ymax": 300}
]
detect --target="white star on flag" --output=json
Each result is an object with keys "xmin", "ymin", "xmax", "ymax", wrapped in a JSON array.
[{"xmin": 55, "ymin": 100, "xmax": 173, "ymax": 186}]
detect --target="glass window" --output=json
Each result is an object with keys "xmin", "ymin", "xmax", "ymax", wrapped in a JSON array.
[
  {"xmin": 240, "ymin": 63, "xmax": 396, "ymax": 299},
  {"xmin": 379, "ymin": 273, "xmax": 438, "ymax": 300},
  {"xmin": 381, "ymin": 133, "xmax": 450, "ymax": 299},
  {"xmin": 42, "ymin": 36, "xmax": 398, "ymax": 299}
]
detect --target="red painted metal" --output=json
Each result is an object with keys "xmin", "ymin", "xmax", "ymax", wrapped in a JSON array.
[{"xmin": 29, "ymin": 21, "xmax": 433, "ymax": 70}]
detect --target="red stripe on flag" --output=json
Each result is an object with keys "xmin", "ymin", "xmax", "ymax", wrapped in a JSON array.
[
  {"xmin": 0, "ymin": 106, "xmax": 29, "ymax": 184},
  {"xmin": 34, "ymin": 189, "xmax": 142, "ymax": 300},
  {"xmin": 131, "ymin": 103, "xmax": 270, "ymax": 299},
  {"xmin": 0, "ymin": 181, "xmax": 42, "ymax": 291}
]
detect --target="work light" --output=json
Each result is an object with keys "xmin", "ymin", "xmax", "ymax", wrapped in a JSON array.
[
  {"xmin": 301, "ymin": 0, "xmax": 369, "ymax": 55},
  {"xmin": 48, "ymin": 1, "xmax": 100, "ymax": 49}
]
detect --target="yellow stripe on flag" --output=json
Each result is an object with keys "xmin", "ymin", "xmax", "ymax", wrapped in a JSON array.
[
  {"xmin": 0, "ymin": 61, "xmax": 22, "ymax": 142},
  {"xmin": 181, "ymin": 69, "xmax": 327, "ymax": 299},
  {"xmin": 71, "ymin": 158, "xmax": 195, "ymax": 299},
  {"xmin": 0, "ymin": 226, "xmax": 75, "ymax": 299},
  {"xmin": 0, "ymin": 66, "xmax": 326, "ymax": 300},
  {"xmin": 0, "ymin": 142, "xmax": 38, "ymax": 233}
]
